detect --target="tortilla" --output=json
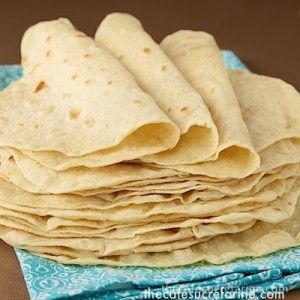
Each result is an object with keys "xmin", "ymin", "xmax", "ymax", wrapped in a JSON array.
[
  {"xmin": 93, "ymin": 13, "xmax": 219, "ymax": 166},
  {"xmin": 229, "ymin": 70, "xmax": 300, "ymax": 152},
  {"xmin": 95, "ymin": 13, "xmax": 259, "ymax": 178},
  {"xmin": 157, "ymin": 30, "xmax": 259, "ymax": 178},
  {"xmin": 0, "ymin": 18, "xmax": 179, "ymax": 168},
  {"xmin": 0, "ymin": 176, "xmax": 295, "ymax": 224},
  {"xmin": 0, "ymin": 207, "xmax": 256, "ymax": 239},
  {"xmin": 2, "ymin": 180, "xmax": 299, "ymax": 266},
  {"xmin": 0, "ymin": 148, "xmax": 180, "ymax": 194},
  {"xmin": 0, "ymin": 16, "xmax": 299, "ymax": 268}
]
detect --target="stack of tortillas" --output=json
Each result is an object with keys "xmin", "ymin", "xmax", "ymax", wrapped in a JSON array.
[{"xmin": 0, "ymin": 13, "xmax": 299, "ymax": 267}]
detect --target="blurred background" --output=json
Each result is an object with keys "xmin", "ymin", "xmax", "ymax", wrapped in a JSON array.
[{"xmin": 0, "ymin": 0, "xmax": 299, "ymax": 88}]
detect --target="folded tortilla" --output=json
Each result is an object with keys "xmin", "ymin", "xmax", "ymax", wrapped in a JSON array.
[
  {"xmin": 159, "ymin": 30, "xmax": 260, "ymax": 177},
  {"xmin": 94, "ymin": 13, "xmax": 260, "ymax": 178},
  {"xmin": 94, "ymin": 13, "xmax": 220, "ymax": 166},
  {"xmin": 0, "ymin": 18, "xmax": 179, "ymax": 167}
]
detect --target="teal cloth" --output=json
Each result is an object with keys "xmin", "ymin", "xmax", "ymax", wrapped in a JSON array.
[{"xmin": 0, "ymin": 51, "xmax": 299, "ymax": 300}]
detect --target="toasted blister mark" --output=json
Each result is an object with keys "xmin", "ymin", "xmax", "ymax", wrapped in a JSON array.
[
  {"xmin": 118, "ymin": 55, "xmax": 124, "ymax": 60},
  {"xmin": 63, "ymin": 58, "xmax": 68, "ymax": 63},
  {"xmin": 161, "ymin": 65, "xmax": 167, "ymax": 72},
  {"xmin": 69, "ymin": 108, "xmax": 81, "ymax": 119},
  {"xmin": 46, "ymin": 50, "xmax": 51, "ymax": 58},
  {"xmin": 46, "ymin": 35, "xmax": 52, "ymax": 42},
  {"xmin": 107, "ymin": 80, "xmax": 113, "ymax": 85},
  {"xmin": 18, "ymin": 123, "xmax": 24, "ymax": 127},
  {"xmin": 143, "ymin": 47, "xmax": 151, "ymax": 53},
  {"xmin": 84, "ymin": 80, "xmax": 91, "ymax": 85},
  {"xmin": 71, "ymin": 74, "xmax": 77, "ymax": 80},
  {"xmin": 34, "ymin": 81, "xmax": 47, "ymax": 93},
  {"xmin": 34, "ymin": 124, "xmax": 39, "ymax": 129},
  {"xmin": 133, "ymin": 100, "xmax": 142, "ymax": 105},
  {"xmin": 84, "ymin": 54, "xmax": 91, "ymax": 58},
  {"xmin": 180, "ymin": 106, "xmax": 188, "ymax": 113},
  {"xmin": 84, "ymin": 117, "xmax": 95, "ymax": 127},
  {"xmin": 167, "ymin": 108, "xmax": 172, "ymax": 113}
]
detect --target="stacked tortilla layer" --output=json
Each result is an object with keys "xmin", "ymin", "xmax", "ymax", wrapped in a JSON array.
[{"xmin": 0, "ymin": 13, "xmax": 299, "ymax": 267}]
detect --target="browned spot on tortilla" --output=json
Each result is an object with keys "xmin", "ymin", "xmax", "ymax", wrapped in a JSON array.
[
  {"xmin": 107, "ymin": 80, "xmax": 113, "ymax": 85},
  {"xmin": 100, "ymin": 68, "xmax": 107, "ymax": 72},
  {"xmin": 143, "ymin": 47, "xmax": 151, "ymax": 53},
  {"xmin": 118, "ymin": 55, "xmax": 124, "ymax": 60},
  {"xmin": 274, "ymin": 208, "xmax": 281, "ymax": 211},
  {"xmin": 71, "ymin": 74, "xmax": 77, "ymax": 80},
  {"xmin": 84, "ymin": 80, "xmax": 91, "ymax": 84},
  {"xmin": 18, "ymin": 123, "xmax": 24, "ymax": 127},
  {"xmin": 84, "ymin": 54, "xmax": 91, "ymax": 58},
  {"xmin": 34, "ymin": 81, "xmax": 47, "ymax": 93},
  {"xmin": 133, "ymin": 100, "xmax": 142, "ymax": 104},
  {"xmin": 211, "ymin": 87, "xmax": 215, "ymax": 94},
  {"xmin": 46, "ymin": 50, "xmax": 51, "ymax": 58},
  {"xmin": 69, "ymin": 108, "xmax": 81, "ymax": 119},
  {"xmin": 46, "ymin": 36, "xmax": 52, "ymax": 42},
  {"xmin": 34, "ymin": 124, "xmax": 39, "ymax": 129},
  {"xmin": 84, "ymin": 117, "xmax": 95, "ymax": 127},
  {"xmin": 180, "ymin": 106, "xmax": 188, "ymax": 112},
  {"xmin": 21, "ymin": 56, "xmax": 27, "ymax": 64},
  {"xmin": 63, "ymin": 58, "xmax": 68, "ymax": 63},
  {"xmin": 167, "ymin": 108, "xmax": 172, "ymax": 113},
  {"xmin": 161, "ymin": 65, "xmax": 167, "ymax": 72}
]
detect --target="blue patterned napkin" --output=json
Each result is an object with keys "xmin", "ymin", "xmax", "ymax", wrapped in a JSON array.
[
  {"xmin": 15, "ymin": 247, "xmax": 300, "ymax": 299},
  {"xmin": 1, "ymin": 52, "xmax": 299, "ymax": 300}
]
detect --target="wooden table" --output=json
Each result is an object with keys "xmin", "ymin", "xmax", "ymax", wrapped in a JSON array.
[{"xmin": 0, "ymin": 1, "xmax": 299, "ymax": 299}]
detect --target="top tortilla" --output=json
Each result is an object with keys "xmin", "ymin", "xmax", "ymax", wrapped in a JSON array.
[{"xmin": 0, "ymin": 18, "xmax": 179, "ymax": 166}]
